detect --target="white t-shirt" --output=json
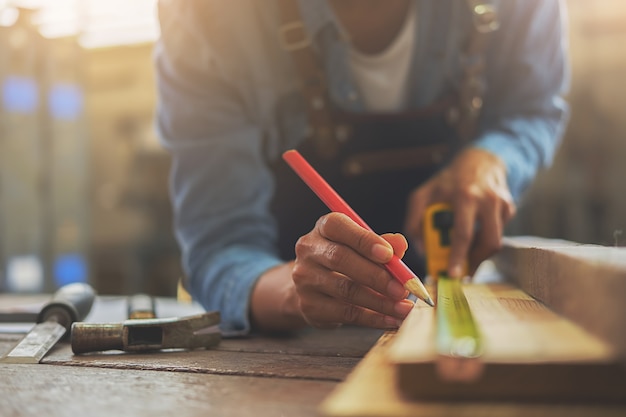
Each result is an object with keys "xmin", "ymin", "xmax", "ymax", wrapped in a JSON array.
[{"xmin": 348, "ymin": 6, "xmax": 416, "ymax": 112}]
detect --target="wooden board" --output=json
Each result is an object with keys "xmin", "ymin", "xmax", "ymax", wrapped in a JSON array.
[
  {"xmin": 493, "ymin": 237, "xmax": 626, "ymax": 364},
  {"xmin": 0, "ymin": 327, "xmax": 383, "ymax": 382},
  {"xmin": 0, "ymin": 363, "xmax": 334, "ymax": 417},
  {"xmin": 387, "ymin": 283, "xmax": 626, "ymax": 401},
  {"xmin": 0, "ymin": 320, "xmax": 383, "ymax": 417},
  {"xmin": 40, "ymin": 344, "xmax": 360, "ymax": 381},
  {"xmin": 320, "ymin": 332, "xmax": 626, "ymax": 417},
  {"xmin": 322, "ymin": 237, "xmax": 626, "ymax": 415}
]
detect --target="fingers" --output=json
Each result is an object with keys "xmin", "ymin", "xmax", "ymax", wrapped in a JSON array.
[
  {"xmin": 450, "ymin": 190, "xmax": 516, "ymax": 276},
  {"xmin": 381, "ymin": 233, "xmax": 409, "ymax": 258},
  {"xmin": 502, "ymin": 196, "xmax": 517, "ymax": 223},
  {"xmin": 316, "ymin": 213, "xmax": 394, "ymax": 263},
  {"xmin": 467, "ymin": 194, "xmax": 516, "ymax": 273},
  {"xmin": 448, "ymin": 191, "xmax": 478, "ymax": 278},
  {"xmin": 292, "ymin": 212, "xmax": 416, "ymax": 329},
  {"xmin": 294, "ymin": 270, "xmax": 414, "ymax": 329},
  {"xmin": 296, "ymin": 221, "xmax": 407, "ymax": 300},
  {"xmin": 468, "ymin": 201, "xmax": 502, "ymax": 274}
]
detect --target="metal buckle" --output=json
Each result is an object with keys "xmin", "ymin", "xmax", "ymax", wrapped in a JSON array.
[
  {"xmin": 472, "ymin": 4, "xmax": 500, "ymax": 34},
  {"xmin": 278, "ymin": 21, "xmax": 312, "ymax": 52}
]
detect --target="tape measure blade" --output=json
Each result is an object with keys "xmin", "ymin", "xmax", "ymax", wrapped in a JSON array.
[
  {"xmin": 436, "ymin": 275, "xmax": 482, "ymax": 358},
  {"xmin": 0, "ymin": 321, "xmax": 66, "ymax": 364}
]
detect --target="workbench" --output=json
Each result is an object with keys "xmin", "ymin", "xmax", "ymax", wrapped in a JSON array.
[
  {"xmin": 1, "ymin": 237, "xmax": 625, "ymax": 416},
  {"xmin": 0, "ymin": 303, "xmax": 382, "ymax": 417}
]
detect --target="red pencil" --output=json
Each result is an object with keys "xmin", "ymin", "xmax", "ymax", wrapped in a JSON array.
[{"xmin": 282, "ymin": 149, "xmax": 434, "ymax": 307}]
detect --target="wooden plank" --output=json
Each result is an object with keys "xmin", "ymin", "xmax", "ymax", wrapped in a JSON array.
[
  {"xmin": 0, "ymin": 363, "xmax": 334, "ymax": 417},
  {"xmin": 40, "ymin": 343, "xmax": 359, "ymax": 381},
  {"xmin": 1, "ymin": 325, "xmax": 380, "ymax": 381},
  {"xmin": 321, "ymin": 332, "xmax": 626, "ymax": 417},
  {"xmin": 387, "ymin": 283, "xmax": 626, "ymax": 401},
  {"xmin": 493, "ymin": 237, "xmax": 626, "ymax": 363},
  {"xmin": 0, "ymin": 316, "xmax": 381, "ymax": 416},
  {"xmin": 216, "ymin": 326, "xmax": 383, "ymax": 358}
]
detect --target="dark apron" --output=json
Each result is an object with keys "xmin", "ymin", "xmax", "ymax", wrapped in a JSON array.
[
  {"xmin": 270, "ymin": 0, "xmax": 496, "ymax": 277},
  {"xmin": 270, "ymin": 101, "xmax": 460, "ymax": 277}
]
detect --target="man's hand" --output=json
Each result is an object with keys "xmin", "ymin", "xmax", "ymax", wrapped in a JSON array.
[
  {"xmin": 290, "ymin": 212, "xmax": 415, "ymax": 329},
  {"xmin": 250, "ymin": 213, "xmax": 415, "ymax": 332},
  {"xmin": 404, "ymin": 148, "xmax": 516, "ymax": 277}
]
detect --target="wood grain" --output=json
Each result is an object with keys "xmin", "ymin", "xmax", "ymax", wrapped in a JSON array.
[
  {"xmin": 0, "ymin": 327, "xmax": 382, "ymax": 382},
  {"xmin": 321, "ymin": 332, "xmax": 626, "ymax": 417},
  {"xmin": 493, "ymin": 237, "xmax": 626, "ymax": 363},
  {"xmin": 42, "ymin": 344, "xmax": 359, "ymax": 381},
  {"xmin": 388, "ymin": 283, "xmax": 626, "ymax": 401},
  {"xmin": 0, "ymin": 325, "xmax": 382, "ymax": 417},
  {"xmin": 0, "ymin": 363, "xmax": 334, "ymax": 417}
]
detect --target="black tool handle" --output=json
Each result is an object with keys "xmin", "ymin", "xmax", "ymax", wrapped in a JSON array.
[{"xmin": 37, "ymin": 283, "xmax": 96, "ymax": 333}]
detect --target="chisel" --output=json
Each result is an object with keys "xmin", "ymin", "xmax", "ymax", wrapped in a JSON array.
[{"xmin": 0, "ymin": 282, "xmax": 96, "ymax": 364}]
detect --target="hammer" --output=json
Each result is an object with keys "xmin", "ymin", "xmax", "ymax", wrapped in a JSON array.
[{"xmin": 70, "ymin": 295, "xmax": 220, "ymax": 354}]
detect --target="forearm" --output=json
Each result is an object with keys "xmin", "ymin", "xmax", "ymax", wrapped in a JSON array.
[
  {"xmin": 472, "ymin": 111, "xmax": 567, "ymax": 201},
  {"xmin": 474, "ymin": 0, "xmax": 569, "ymax": 200},
  {"xmin": 249, "ymin": 261, "xmax": 308, "ymax": 333},
  {"xmin": 186, "ymin": 246, "xmax": 283, "ymax": 335}
]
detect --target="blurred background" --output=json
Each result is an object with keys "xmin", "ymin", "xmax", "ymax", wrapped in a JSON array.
[{"xmin": 0, "ymin": 0, "xmax": 623, "ymax": 296}]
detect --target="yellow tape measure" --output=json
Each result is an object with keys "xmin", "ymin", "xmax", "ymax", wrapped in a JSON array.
[
  {"xmin": 423, "ymin": 204, "xmax": 483, "ymax": 368},
  {"xmin": 436, "ymin": 275, "xmax": 482, "ymax": 358},
  {"xmin": 423, "ymin": 203, "xmax": 468, "ymax": 281}
]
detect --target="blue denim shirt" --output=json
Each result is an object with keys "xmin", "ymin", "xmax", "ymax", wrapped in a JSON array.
[{"xmin": 155, "ymin": 0, "xmax": 569, "ymax": 335}]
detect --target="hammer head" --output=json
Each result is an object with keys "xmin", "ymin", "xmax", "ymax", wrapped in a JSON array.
[{"xmin": 71, "ymin": 311, "xmax": 221, "ymax": 354}]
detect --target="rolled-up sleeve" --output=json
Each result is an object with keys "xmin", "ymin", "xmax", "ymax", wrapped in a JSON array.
[
  {"xmin": 154, "ymin": 1, "xmax": 282, "ymax": 335},
  {"xmin": 472, "ymin": 0, "xmax": 570, "ymax": 200}
]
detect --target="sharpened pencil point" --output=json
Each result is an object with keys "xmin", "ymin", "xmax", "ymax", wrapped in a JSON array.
[{"xmin": 403, "ymin": 277, "xmax": 434, "ymax": 308}]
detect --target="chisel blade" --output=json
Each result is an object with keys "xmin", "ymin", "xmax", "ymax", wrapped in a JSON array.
[
  {"xmin": 0, "ymin": 283, "xmax": 96, "ymax": 364},
  {"xmin": 0, "ymin": 321, "xmax": 67, "ymax": 364}
]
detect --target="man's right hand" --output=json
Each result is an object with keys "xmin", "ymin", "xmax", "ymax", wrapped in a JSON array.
[{"xmin": 250, "ymin": 212, "xmax": 415, "ymax": 333}]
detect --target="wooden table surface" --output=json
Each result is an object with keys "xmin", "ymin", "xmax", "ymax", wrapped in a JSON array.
[
  {"xmin": 3, "ymin": 257, "xmax": 625, "ymax": 417},
  {"xmin": 0, "ymin": 294, "xmax": 383, "ymax": 417}
]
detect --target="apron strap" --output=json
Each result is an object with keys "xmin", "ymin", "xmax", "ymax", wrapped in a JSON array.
[
  {"xmin": 276, "ymin": 0, "xmax": 340, "ymax": 159},
  {"xmin": 454, "ymin": 0, "xmax": 500, "ymax": 142},
  {"xmin": 276, "ymin": 0, "xmax": 500, "ymax": 152}
]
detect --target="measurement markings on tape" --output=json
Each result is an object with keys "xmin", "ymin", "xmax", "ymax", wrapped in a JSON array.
[
  {"xmin": 435, "ymin": 275, "xmax": 484, "ymax": 381},
  {"xmin": 436, "ymin": 275, "xmax": 483, "ymax": 358}
]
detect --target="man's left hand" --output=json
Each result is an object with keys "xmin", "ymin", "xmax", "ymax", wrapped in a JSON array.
[{"xmin": 404, "ymin": 148, "xmax": 516, "ymax": 277}]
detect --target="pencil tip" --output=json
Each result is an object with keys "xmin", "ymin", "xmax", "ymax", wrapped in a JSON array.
[{"xmin": 403, "ymin": 278, "xmax": 435, "ymax": 307}]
